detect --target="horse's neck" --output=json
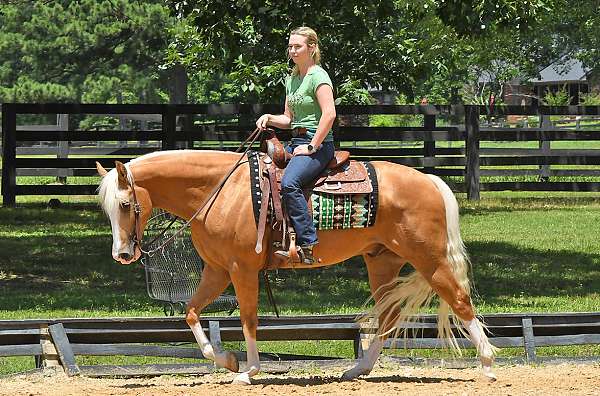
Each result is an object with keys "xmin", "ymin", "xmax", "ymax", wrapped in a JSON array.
[{"xmin": 131, "ymin": 151, "xmax": 240, "ymax": 220}]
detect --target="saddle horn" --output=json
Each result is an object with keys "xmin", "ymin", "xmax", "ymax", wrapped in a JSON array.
[{"xmin": 260, "ymin": 129, "xmax": 292, "ymax": 169}]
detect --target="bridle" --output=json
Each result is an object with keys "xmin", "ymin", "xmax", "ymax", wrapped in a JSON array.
[
  {"xmin": 122, "ymin": 127, "xmax": 263, "ymax": 257},
  {"xmin": 126, "ymin": 175, "xmax": 145, "ymax": 251}
]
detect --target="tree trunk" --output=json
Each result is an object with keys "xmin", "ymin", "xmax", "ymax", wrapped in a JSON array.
[
  {"xmin": 169, "ymin": 64, "xmax": 189, "ymax": 104},
  {"xmin": 168, "ymin": 65, "xmax": 189, "ymax": 148}
]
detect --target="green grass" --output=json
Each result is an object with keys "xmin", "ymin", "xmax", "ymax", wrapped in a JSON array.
[
  {"xmin": 459, "ymin": 195, "xmax": 600, "ymax": 312},
  {"xmin": 0, "ymin": 205, "xmax": 151, "ymax": 315},
  {"xmin": 1, "ymin": 194, "xmax": 599, "ymax": 315}
]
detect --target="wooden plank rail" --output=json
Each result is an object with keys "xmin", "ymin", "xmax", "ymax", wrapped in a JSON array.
[
  {"xmin": 3, "ymin": 103, "xmax": 600, "ymax": 205},
  {"xmin": 0, "ymin": 344, "xmax": 42, "ymax": 356},
  {"xmin": 1, "ymin": 313, "xmax": 600, "ymax": 376},
  {"xmin": 48, "ymin": 323, "xmax": 80, "ymax": 376}
]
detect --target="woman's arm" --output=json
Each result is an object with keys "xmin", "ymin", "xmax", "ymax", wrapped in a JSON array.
[
  {"xmin": 256, "ymin": 98, "xmax": 293, "ymax": 130},
  {"xmin": 311, "ymin": 84, "xmax": 336, "ymax": 147},
  {"xmin": 293, "ymin": 84, "xmax": 336, "ymax": 155}
]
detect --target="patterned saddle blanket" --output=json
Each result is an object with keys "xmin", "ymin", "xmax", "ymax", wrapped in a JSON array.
[{"xmin": 248, "ymin": 152, "xmax": 379, "ymax": 231}]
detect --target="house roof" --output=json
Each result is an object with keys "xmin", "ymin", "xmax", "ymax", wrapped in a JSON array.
[
  {"xmin": 529, "ymin": 57, "xmax": 590, "ymax": 83},
  {"xmin": 476, "ymin": 57, "xmax": 591, "ymax": 85}
]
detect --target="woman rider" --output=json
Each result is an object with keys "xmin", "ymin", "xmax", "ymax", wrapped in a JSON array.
[{"xmin": 256, "ymin": 26, "xmax": 336, "ymax": 264}]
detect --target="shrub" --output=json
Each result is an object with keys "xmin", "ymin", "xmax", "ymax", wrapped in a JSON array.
[
  {"xmin": 542, "ymin": 85, "xmax": 572, "ymax": 106},
  {"xmin": 580, "ymin": 90, "xmax": 600, "ymax": 105}
]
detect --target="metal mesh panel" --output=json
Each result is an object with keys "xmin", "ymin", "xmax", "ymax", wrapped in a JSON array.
[{"xmin": 141, "ymin": 210, "xmax": 238, "ymax": 314}]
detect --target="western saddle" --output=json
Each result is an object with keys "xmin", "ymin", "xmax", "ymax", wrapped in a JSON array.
[{"xmin": 256, "ymin": 129, "xmax": 373, "ymax": 268}]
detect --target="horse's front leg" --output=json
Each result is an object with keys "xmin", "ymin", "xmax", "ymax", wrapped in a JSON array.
[
  {"xmin": 229, "ymin": 264, "xmax": 260, "ymax": 385},
  {"xmin": 185, "ymin": 263, "xmax": 239, "ymax": 372}
]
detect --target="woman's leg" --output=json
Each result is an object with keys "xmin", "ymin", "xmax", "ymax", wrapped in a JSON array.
[{"xmin": 280, "ymin": 142, "xmax": 334, "ymax": 247}]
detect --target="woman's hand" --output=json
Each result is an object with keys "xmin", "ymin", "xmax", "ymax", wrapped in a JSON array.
[
  {"xmin": 293, "ymin": 144, "xmax": 314, "ymax": 156},
  {"xmin": 256, "ymin": 114, "xmax": 271, "ymax": 130}
]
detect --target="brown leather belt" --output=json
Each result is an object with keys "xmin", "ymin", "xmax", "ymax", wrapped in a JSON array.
[{"xmin": 291, "ymin": 127, "xmax": 308, "ymax": 137}]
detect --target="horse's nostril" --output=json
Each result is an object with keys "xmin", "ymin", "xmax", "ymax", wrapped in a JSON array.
[{"xmin": 118, "ymin": 253, "xmax": 132, "ymax": 261}]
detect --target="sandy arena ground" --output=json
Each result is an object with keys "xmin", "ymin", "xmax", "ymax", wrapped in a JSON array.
[{"xmin": 1, "ymin": 361, "xmax": 599, "ymax": 396}]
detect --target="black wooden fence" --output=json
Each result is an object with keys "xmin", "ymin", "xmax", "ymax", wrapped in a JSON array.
[{"xmin": 2, "ymin": 103, "xmax": 600, "ymax": 205}]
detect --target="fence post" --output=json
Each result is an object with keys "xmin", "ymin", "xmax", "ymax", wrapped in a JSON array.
[
  {"xmin": 57, "ymin": 114, "xmax": 69, "ymax": 184},
  {"xmin": 539, "ymin": 114, "xmax": 551, "ymax": 182},
  {"xmin": 1, "ymin": 103, "xmax": 17, "ymax": 206},
  {"xmin": 423, "ymin": 114, "xmax": 436, "ymax": 174},
  {"xmin": 139, "ymin": 118, "xmax": 148, "ymax": 147},
  {"xmin": 162, "ymin": 105, "xmax": 176, "ymax": 150},
  {"xmin": 465, "ymin": 105, "xmax": 480, "ymax": 200},
  {"xmin": 208, "ymin": 320, "xmax": 223, "ymax": 353},
  {"xmin": 521, "ymin": 317, "xmax": 537, "ymax": 363},
  {"xmin": 184, "ymin": 115, "xmax": 194, "ymax": 149},
  {"xmin": 48, "ymin": 323, "xmax": 80, "ymax": 376}
]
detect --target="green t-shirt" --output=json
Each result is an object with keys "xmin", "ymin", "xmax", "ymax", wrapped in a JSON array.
[{"xmin": 285, "ymin": 65, "xmax": 334, "ymax": 142}]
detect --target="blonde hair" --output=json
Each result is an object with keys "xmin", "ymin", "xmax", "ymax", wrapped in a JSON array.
[{"xmin": 288, "ymin": 26, "xmax": 321, "ymax": 76}]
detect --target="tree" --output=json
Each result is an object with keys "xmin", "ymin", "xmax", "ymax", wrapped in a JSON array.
[
  {"xmin": 0, "ymin": 0, "xmax": 177, "ymax": 103},
  {"xmin": 166, "ymin": 1, "xmax": 447, "ymax": 102},
  {"xmin": 436, "ymin": 0, "xmax": 551, "ymax": 37},
  {"xmin": 536, "ymin": 0, "xmax": 600, "ymax": 78},
  {"xmin": 166, "ymin": 0, "xmax": 557, "ymax": 103}
]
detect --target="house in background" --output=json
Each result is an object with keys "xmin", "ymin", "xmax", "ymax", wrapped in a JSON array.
[
  {"xmin": 369, "ymin": 57, "xmax": 597, "ymax": 106},
  {"xmin": 503, "ymin": 57, "xmax": 595, "ymax": 105}
]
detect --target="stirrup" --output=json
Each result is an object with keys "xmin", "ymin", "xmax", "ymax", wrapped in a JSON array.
[{"xmin": 275, "ymin": 246, "xmax": 315, "ymax": 265}]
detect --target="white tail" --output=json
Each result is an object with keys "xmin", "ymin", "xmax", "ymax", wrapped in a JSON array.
[
  {"xmin": 361, "ymin": 174, "xmax": 473, "ymax": 352},
  {"xmin": 427, "ymin": 174, "xmax": 472, "ymax": 350}
]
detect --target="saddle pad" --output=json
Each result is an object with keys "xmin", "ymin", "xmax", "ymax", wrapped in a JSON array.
[
  {"xmin": 311, "ymin": 190, "xmax": 377, "ymax": 230},
  {"xmin": 248, "ymin": 151, "xmax": 379, "ymax": 230}
]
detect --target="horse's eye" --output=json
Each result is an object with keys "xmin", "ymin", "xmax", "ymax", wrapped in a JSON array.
[{"xmin": 120, "ymin": 201, "xmax": 131, "ymax": 209}]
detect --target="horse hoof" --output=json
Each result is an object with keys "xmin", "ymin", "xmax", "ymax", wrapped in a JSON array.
[
  {"xmin": 221, "ymin": 351, "xmax": 239, "ymax": 373},
  {"xmin": 483, "ymin": 366, "xmax": 497, "ymax": 382},
  {"xmin": 232, "ymin": 372, "xmax": 251, "ymax": 385},
  {"xmin": 341, "ymin": 366, "xmax": 370, "ymax": 381}
]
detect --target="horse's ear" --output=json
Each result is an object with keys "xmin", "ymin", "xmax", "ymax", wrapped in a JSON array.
[
  {"xmin": 96, "ymin": 161, "xmax": 108, "ymax": 177},
  {"xmin": 115, "ymin": 161, "xmax": 129, "ymax": 190}
]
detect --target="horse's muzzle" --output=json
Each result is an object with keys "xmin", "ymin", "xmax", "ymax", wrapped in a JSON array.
[{"xmin": 114, "ymin": 246, "xmax": 141, "ymax": 265}]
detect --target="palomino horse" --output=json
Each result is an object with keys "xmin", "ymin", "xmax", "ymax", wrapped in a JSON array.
[{"xmin": 96, "ymin": 149, "xmax": 497, "ymax": 385}]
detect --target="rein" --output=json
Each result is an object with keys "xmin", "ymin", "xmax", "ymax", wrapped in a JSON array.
[{"xmin": 128, "ymin": 127, "xmax": 262, "ymax": 257}]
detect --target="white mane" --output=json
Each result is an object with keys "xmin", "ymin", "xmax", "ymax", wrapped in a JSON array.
[{"xmin": 97, "ymin": 165, "xmax": 131, "ymax": 217}]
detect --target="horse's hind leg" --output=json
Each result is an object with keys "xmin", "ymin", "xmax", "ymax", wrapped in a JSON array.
[
  {"xmin": 342, "ymin": 247, "xmax": 406, "ymax": 380},
  {"xmin": 423, "ymin": 260, "xmax": 497, "ymax": 380},
  {"xmin": 185, "ymin": 263, "xmax": 239, "ymax": 373},
  {"xmin": 376, "ymin": 238, "xmax": 496, "ymax": 380}
]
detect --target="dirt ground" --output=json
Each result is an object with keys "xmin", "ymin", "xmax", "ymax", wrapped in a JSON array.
[{"xmin": 1, "ymin": 361, "xmax": 599, "ymax": 396}]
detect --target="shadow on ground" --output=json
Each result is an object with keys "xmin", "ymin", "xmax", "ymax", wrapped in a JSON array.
[{"xmin": 1, "ymin": 204, "xmax": 598, "ymax": 313}]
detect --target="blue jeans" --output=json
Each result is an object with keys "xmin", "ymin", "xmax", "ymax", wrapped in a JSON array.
[{"xmin": 282, "ymin": 138, "xmax": 335, "ymax": 247}]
